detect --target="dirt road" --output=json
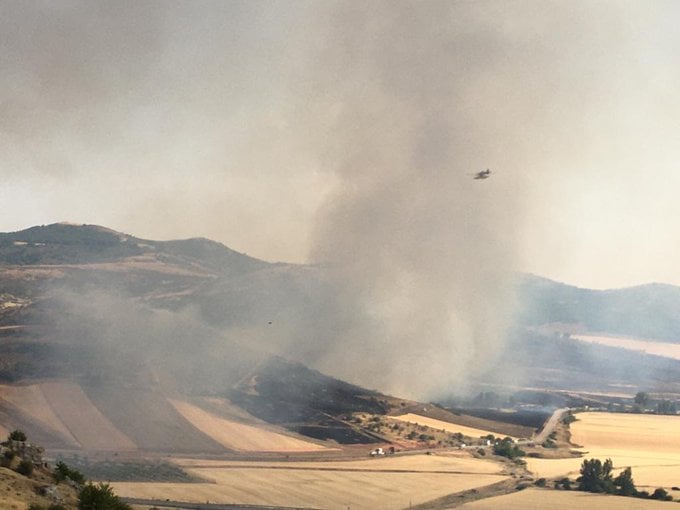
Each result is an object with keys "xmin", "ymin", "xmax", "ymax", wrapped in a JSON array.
[{"xmin": 532, "ymin": 407, "xmax": 569, "ymax": 444}]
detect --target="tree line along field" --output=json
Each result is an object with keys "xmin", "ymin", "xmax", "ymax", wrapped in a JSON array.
[{"xmin": 459, "ymin": 487, "xmax": 679, "ymax": 509}]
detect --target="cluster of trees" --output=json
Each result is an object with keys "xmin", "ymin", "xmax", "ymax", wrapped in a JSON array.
[
  {"xmin": 634, "ymin": 392, "xmax": 678, "ymax": 415},
  {"xmin": 492, "ymin": 437, "xmax": 526, "ymax": 460},
  {"xmin": 577, "ymin": 458, "xmax": 672, "ymax": 501}
]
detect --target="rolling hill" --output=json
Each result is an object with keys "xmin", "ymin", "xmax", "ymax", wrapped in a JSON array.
[
  {"xmin": 0, "ymin": 223, "xmax": 391, "ymax": 453},
  {"xmin": 3, "ymin": 223, "xmax": 680, "ymax": 455},
  {"xmin": 516, "ymin": 274, "xmax": 680, "ymax": 342}
]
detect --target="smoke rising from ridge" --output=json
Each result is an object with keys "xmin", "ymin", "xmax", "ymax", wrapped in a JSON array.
[
  {"xmin": 295, "ymin": 2, "xmax": 535, "ymax": 398},
  {"xmin": 4, "ymin": 1, "xmax": 680, "ymax": 397}
]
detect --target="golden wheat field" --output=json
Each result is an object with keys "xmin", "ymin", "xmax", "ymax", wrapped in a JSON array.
[
  {"xmin": 113, "ymin": 453, "xmax": 507, "ymax": 510},
  {"xmin": 0, "ymin": 384, "xmax": 77, "ymax": 444},
  {"xmin": 173, "ymin": 450, "xmax": 504, "ymax": 474},
  {"xmin": 392, "ymin": 413, "xmax": 516, "ymax": 439},
  {"xmin": 526, "ymin": 412, "xmax": 680, "ymax": 489},
  {"xmin": 39, "ymin": 382, "xmax": 136, "ymax": 450},
  {"xmin": 459, "ymin": 487, "xmax": 679, "ymax": 509},
  {"xmin": 169, "ymin": 399, "xmax": 329, "ymax": 452}
]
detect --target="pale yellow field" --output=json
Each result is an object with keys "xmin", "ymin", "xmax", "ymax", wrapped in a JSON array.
[
  {"xmin": 173, "ymin": 451, "xmax": 504, "ymax": 474},
  {"xmin": 39, "ymin": 382, "xmax": 136, "ymax": 451},
  {"xmin": 526, "ymin": 412, "xmax": 680, "ymax": 488},
  {"xmin": 113, "ymin": 456, "xmax": 506, "ymax": 510},
  {"xmin": 392, "ymin": 413, "xmax": 516, "ymax": 439},
  {"xmin": 460, "ymin": 487, "xmax": 678, "ymax": 509},
  {"xmin": 169, "ymin": 399, "xmax": 328, "ymax": 452},
  {"xmin": 574, "ymin": 334, "xmax": 680, "ymax": 361},
  {"xmin": 0, "ymin": 384, "xmax": 78, "ymax": 444}
]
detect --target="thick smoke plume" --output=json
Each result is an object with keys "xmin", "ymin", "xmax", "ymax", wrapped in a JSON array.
[
  {"xmin": 4, "ymin": 1, "xmax": 677, "ymax": 399},
  {"xmin": 296, "ymin": 2, "xmax": 534, "ymax": 398}
]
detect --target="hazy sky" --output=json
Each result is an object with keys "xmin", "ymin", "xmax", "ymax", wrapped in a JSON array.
[{"xmin": 2, "ymin": 1, "xmax": 680, "ymax": 289}]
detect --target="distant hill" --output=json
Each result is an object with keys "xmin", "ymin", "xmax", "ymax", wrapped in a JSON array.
[
  {"xmin": 4, "ymin": 223, "xmax": 680, "ymax": 454},
  {"xmin": 516, "ymin": 274, "xmax": 680, "ymax": 342},
  {"xmin": 0, "ymin": 222, "xmax": 268, "ymax": 275},
  {"xmin": 0, "ymin": 223, "xmax": 394, "ymax": 452}
]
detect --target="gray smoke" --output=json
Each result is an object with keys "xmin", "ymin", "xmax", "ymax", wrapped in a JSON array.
[
  {"xmin": 3, "ymin": 1, "xmax": 677, "ymax": 398},
  {"xmin": 292, "ymin": 2, "xmax": 535, "ymax": 398}
]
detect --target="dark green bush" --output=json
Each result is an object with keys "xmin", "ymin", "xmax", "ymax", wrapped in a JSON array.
[
  {"xmin": 54, "ymin": 461, "xmax": 85, "ymax": 485},
  {"xmin": 8, "ymin": 429, "xmax": 27, "ymax": 442},
  {"xmin": 16, "ymin": 459, "xmax": 34, "ymax": 476},
  {"xmin": 78, "ymin": 482, "xmax": 132, "ymax": 510}
]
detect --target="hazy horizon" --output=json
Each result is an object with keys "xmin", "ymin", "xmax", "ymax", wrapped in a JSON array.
[{"xmin": 3, "ymin": 1, "xmax": 680, "ymax": 291}]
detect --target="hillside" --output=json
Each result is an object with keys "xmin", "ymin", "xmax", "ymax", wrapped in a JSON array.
[
  {"xmin": 0, "ymin": 224, "xmax": 396, "ymax": 453},
  {"xmin": 517, "ymin": 274, "xmax": 680, "ymax": 342},
  {"xmin": 3, "ymin": 223, "xmax": 680, "ymax": 455}
]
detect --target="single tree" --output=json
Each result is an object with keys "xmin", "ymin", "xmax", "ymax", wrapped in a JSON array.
[
  {"xmin": 16, "ymin": 459, "xmax": 34, "ymax": 477},
  {"xmin": 613, "ymin": 466, "xmax": 637, "ymax": 496},
  {"xmin": 577, "ymin": 458, "xmax": 614, "ymax": 493},
  {"xmin": 650, "ymin": 487, "xmax": 672, "ymax": 501},
  {"xmin": 78, "ymin": 482, "xmax": 132, "ymax": 510},
  {"xmin": 8, "ymin": 429, "xmax": 27, "ymax": 442},
  {"xmin": 634, "ymin": 392, "xmax": 649, "ymax": 407}
]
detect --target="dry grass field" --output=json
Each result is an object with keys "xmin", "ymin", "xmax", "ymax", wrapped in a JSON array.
[
  {"xmin": 526, "ymin": 412, "xmax": 680, "ymax": 490},
  {"xmin": 459, "ymin": 487, "xmax": 678, "ymax": 509},
  {"xmin": 113, "ymin": 453, "xmax": 508, "ymax": 510},
  {"xmin": 0, "ymin": 466, "xmax": 78, "ymax": 510},
  {"xmin": 392, "ymin": 413, "xmax": 517, "ymax": 439},
  {"xmin": 0, "ymin": 384, "xmax": 78, "ymax": 444},
  {"xmin": 40, "ymin": 381, "xmax": 136, "ymax": 451},
  {"xmin": 169, "ymin": 399, "xmax": 329, "ymax": 452},
  {"xmin": 574, "ymin": 334, "xmax": 680, "ymax": 361},
  {"xmin": 83, "ymin": 387, "xmax": 226, "ymax": 453},
  {"xmin": 173, "ymin": 451, "xmax": 504, "ymax": 474}
]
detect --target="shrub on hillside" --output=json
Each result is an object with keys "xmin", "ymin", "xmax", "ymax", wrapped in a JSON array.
[
  {"xmin": 8, "ymin": 429, "xmax": 27, "ymax": 442},
  {"xmin": 16, "ymin": 459, "xmax": 34, "ymax": 476},
  {"xmin": 54, "ymin": 461, "xmax": 85, "ymax": 485},
  {"xmin": 78, "ymin": 482, "xmax": 132, "ymax": 510}
]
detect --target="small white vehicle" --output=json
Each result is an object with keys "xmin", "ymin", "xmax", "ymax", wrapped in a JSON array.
[{"xmin": 370, "ymin": 447, "xmax": 385, "ymax": 456}]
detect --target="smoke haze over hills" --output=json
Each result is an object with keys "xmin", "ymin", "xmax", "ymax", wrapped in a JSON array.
[
  {"xmin": 2, "ymin": 1, "xmax": 680, "ymax": 289},
  {"xmin": 2, "ymin": 2, "xmax": 680, "ymax": 402}
]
